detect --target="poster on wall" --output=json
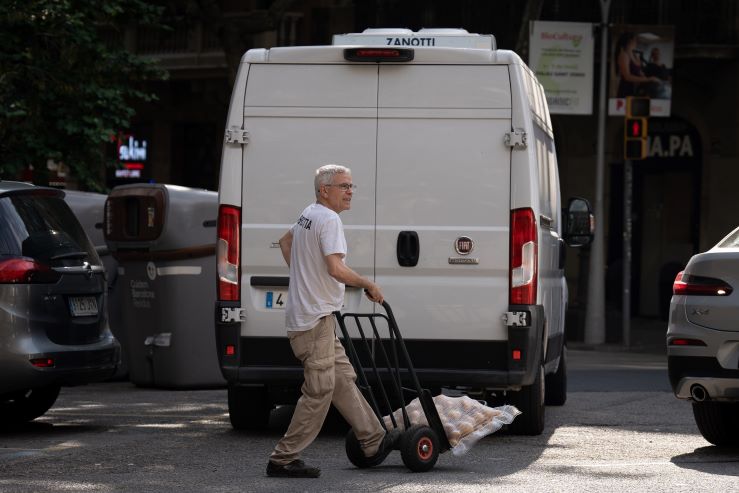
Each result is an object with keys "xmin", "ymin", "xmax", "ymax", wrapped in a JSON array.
[
  {"xmin": 609, "ymin": 25, "xmax": 674, "ymax": 117},
  {"xmin": 528, "ymin": 21, "xmax": 594, "ymax": 115}
]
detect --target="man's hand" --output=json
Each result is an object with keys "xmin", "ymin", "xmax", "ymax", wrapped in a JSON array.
[{"xmin": 364, "ymin": 283, "xmax": 384, "ymax": 304}]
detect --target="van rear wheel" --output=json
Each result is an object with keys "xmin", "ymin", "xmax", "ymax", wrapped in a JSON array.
[
  {"xmin": 545, "ymin": 345, "xmax": 567, "ymax": 406},
  {"xmin": 228, "ymin": 384, "xmax": 272, "ymax": 430},
  {"xmin": 507, "ymin": 364, "xmax": 545, "ymax": 435}
]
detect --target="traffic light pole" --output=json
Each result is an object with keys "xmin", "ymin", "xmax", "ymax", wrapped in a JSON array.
[
  {"xmin": 621, "ymin": 98, "xmax": 649, "ymax": 347},
  {"xmin": 584, "ymin": 0, "xmax": 611, "ymax": 345},
  {"xmin": 622, "ymin": 160, "xmax": 632, "ymax": 347}
]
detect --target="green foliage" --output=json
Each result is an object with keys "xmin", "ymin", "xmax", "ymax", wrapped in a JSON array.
[{"xmin": 0, "ymin": 0, "xmax": 168, "ymax": 190}]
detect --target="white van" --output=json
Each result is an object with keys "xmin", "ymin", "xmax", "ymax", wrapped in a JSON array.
[{"xmin": 215, "ymin": 29, "xmax": 593, "ymax": 435}]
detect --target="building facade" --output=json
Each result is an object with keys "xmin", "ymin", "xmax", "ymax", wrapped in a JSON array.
[{"xmin": 120, "ymin": 0, "xmax": 738, "ymax": 341}]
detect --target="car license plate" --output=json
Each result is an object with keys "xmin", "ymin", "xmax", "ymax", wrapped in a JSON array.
[
  {"xmin": 265, "ymin": 290, "xmax": 287, "ymax": 309},
  {"xmin": 69, "ymin": 296, "xmax": 98, "ymax": 317}
]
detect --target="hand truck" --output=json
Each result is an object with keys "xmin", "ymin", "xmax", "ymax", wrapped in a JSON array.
[{"xmin": 333, "ymin": 301, "xmax": 451, "ymax": 472}]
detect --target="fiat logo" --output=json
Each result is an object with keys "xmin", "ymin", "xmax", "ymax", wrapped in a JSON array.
[{"xmin": 454, "ymin": 236, "xmax": 474, "ymax": 255}]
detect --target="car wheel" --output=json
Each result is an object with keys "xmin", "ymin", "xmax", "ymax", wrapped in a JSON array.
[
  {"xmin": 0, "ymin": 385, "xmax": 61, "ymax": 423},
  {"xmin": 227, "ymin": 384, "xmax": 272, "ymax": 431},
  {"xmin": 692, "ymin": 401, "xmax": 739, "ymax": 446},
  {"xmin": 507, "ymin": 363, "xmax": 545, "ymax": 435},
  {"xmin": 545, "ymin": 345, "xmax": 567, "ymax": 406}
]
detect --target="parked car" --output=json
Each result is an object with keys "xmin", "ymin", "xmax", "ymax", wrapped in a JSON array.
[
  {"xmin": 667, "ymin": 226, "xmax": 739, "ymax": 446},
  {"xmin": 0, "ymin": 181, "xmax": 120, "ymax": 424}
]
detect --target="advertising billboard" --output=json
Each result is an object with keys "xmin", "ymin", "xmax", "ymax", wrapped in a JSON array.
[
  {"xmin": 529, "ymin": 21, "xmax": 594, "ymax": 115},
  {"xmin": 609, "ymin": 25, "xmax": 675, "ymax": 117}
]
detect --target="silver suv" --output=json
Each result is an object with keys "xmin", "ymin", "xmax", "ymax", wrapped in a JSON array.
[
  {"xmin": 0, "ymin": 182, "xmax": 119, "ymax": 423},
  {"xmin": 667, "ymin": 226, "xmax": 739, "ymax": 446}
]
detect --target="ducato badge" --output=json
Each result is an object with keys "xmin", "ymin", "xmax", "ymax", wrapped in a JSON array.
[{"xmin": 454, "ymin": 236, "xmax": 474, "ymax": 255}]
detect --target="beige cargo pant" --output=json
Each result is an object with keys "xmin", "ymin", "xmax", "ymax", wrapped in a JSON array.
[{"xmin": 269, "ymin": 315, "xmax": 385, "ymax": 465}]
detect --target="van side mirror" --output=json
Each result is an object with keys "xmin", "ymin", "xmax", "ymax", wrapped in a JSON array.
[{"xmin": 562, "ymin": 197, "xmax": 594, "ymax": 247}]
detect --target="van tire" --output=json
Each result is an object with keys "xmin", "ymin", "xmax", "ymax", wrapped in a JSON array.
[
  {"xmin": 228, "ymin": 384, "xmax": 272, "ymax": 430},
  {"xmin": 545, "ymin": 345, "xmax": 567, "ymax": 406},
  {"xmin": 507, "ymin": 364, "xmax": 545, "ymax": 435}
]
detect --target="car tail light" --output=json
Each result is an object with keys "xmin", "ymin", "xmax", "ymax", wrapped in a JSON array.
[
  {"xmin": 673, "ymin": 271, "xmax": 733, "ymax": 296},
  {"xmin": 0, "ymin": 258, "xmax": 61, "ymax": 284},
  {"xmin": 668, "ymin": 337, "xmax": 707, "ymax": 346},
  {"xmin": 217, "ymin": 205, "xmax": 241, "ymax": 301},
  {"xmin": 510, "ymin": 208, "xmax": 538, "ymax": 305},
  {"xmin": 30, "ymin": 357, "xmax": 55, "ymax": 368}
]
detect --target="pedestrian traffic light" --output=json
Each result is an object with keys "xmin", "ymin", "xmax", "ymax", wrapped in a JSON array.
[
  {"xmin": 624, "ymin": 117, "xmax": 648, "ymax": 160},
  {"xmin": 624, "ymin": 96, "xmax": 649, "ymax": 160}
]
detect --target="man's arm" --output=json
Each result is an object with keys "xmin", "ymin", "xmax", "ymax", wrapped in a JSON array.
[
  {"xmin": 278, "ymin": 230, "xmax": 293, "ymax": 267},
  {"xmin": 324, "ymin": 253, "xmax": 384, "ymax": 303}
]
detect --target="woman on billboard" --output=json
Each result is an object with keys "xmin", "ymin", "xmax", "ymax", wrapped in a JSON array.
[{"xmin": 615, "ymin": 32, "xmax": 664, "ymax": 98}]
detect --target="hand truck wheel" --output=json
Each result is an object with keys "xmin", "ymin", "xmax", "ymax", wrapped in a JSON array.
[{"xmin": 400, "ymin": 425, "xmax": 440, "ymax": 472}]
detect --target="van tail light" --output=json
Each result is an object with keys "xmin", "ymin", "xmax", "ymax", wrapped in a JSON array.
[
  {"xmin": 217, "ymin": 205, "xmax": 241, "ymax": 301},
  {"xmin": 0, "ymin": 258, "xmax": 61, "ymax": 284},
  {"xmin": 510, "ymin": 208, "xmax": 537, "ymax": 305},
  {"xmin": 673, "ymin": 271, "xmax": 733, "ymax": 296}
]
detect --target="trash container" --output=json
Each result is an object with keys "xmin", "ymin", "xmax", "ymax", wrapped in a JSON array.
[
  {"xmin": 63, "ymin": 190, "xmax": 127, "ymax": 378},
  {"xmin": 104, "ymin": 183, "xmax": 224, "ymax": 388}
]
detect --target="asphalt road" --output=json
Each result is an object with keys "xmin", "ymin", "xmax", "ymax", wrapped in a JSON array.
[{"xmin": 0, "ymin": 349, "xmax": 737, "ymax": 493}]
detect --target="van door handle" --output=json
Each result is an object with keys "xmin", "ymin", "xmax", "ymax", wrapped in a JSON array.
[{"xmin": 397, "ymin": 231, "xmax": 419, "ymax": 267}]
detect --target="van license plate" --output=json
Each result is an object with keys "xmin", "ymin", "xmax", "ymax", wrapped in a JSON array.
[
  {"xmin": 265, "ymin": 290, "xmax": 287, "ymax": 309},
  {"xmin": 69, "ymin": 296, "xmax": 98, "ymax": 317}
]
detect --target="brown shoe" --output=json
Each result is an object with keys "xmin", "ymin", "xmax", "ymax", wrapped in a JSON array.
[{"xmin": 266, "ymin": 459, "xmax": 321, "ymax": 478}]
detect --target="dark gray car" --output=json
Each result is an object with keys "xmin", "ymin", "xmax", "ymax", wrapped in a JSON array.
[{"xmin": 0, "ymin": 181, "xmax": 119, "ymax": 423}]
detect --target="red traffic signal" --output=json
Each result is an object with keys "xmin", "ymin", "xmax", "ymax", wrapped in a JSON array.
[
  {"xmin": 626, "ymin": 118, "xmax": 647, "ymax": 138},
  {"xmin": 624, "ymin": 117, "xmax": 648, "ymax": 160}
]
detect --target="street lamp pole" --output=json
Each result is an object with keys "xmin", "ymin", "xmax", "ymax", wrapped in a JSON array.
[{"xmin": 584, "ymin": 0, "xmax": 611, "ymax": 345}]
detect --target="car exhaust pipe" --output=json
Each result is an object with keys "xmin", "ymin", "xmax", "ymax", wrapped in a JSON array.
[{"xmin": 690, "ymin": 384, "xmax": 708, "ymax": 402}]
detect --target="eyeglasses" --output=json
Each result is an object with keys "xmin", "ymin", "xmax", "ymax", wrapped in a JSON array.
[{"xmin": 325, "ymin": 183, "xmax": 357, "ymax": 192}]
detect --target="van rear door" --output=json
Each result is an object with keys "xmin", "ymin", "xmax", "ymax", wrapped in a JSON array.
[
  {"xmin": 240, "ymin": 63, "xmax": 378, "ymax": 336},
  {"xmin": 375, "ymin": 64, "xmax": 512, "ymax": 341}
]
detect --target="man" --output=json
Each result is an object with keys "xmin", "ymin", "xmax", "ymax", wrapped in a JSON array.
[{"xmin": 266, "ymin": 164, "xmax": 397, "ymax": 478}]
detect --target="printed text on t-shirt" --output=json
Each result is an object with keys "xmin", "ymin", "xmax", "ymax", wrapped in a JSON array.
[{"xmin": 297, "ymin": 215, "xmax": 312, "ymax": 230}]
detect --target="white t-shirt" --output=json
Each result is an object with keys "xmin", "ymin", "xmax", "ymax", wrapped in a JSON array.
[{"xmin": 285, "ymin": 203, "xmax": 347, "ymax": 331}]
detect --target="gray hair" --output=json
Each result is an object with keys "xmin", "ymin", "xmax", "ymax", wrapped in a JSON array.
[{"xmin": 314, "ymin": 164, "xmax": 351, "ymax": 198}]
